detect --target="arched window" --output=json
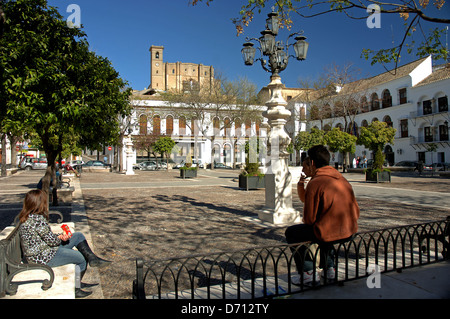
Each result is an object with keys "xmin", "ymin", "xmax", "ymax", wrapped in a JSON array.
[
  {"xmin": 213, "ymin": 117, "xmax": 220, "ymax": 136},
  {"xmin": 166, "ymin": 115, "xmax": 173, "ymax": 136},
  {"xmin": 361, "ymin": 119, "xmax": 369, "ymax": 128},
  {"xmin": 155, "ymin": 52, "xmax": 159, "ymax": 59},
  {"xmin": 383, "ymin": 115, "xmax": 393, "ymax": 128},
  {"xmin": 235, "ymin": 118, "xmax": 242, "ymax": 137},
  {"xmin": 153, "ymin": 115, "xmax": 161, "ymax": 135},
  {"xmin": 382, "ymin": 89, "xmax": 392, "ymax": 108},
  {"xmin": 360, "ymin": 96, "xmax": 369, "ymax": 113},
  {"xmin": 245, "ymin": 119, "xmax": 251, "ymax": 137},
  {"xmin": 179, "ymin": 117, "xmax": 186, "ymax": 135},
  {"xmin": 139, "ymin": 114, "xmax": 148, "ymax": 135},
  {"xmin": 371, "ymin": 93, "xmax": 380, "ymax": 110},
  {"xmin": 224, "ymin": 117, "xmax": 231, "ymax": 137}
]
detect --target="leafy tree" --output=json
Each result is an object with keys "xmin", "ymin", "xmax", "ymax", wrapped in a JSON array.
[
  {"xmin": 324, "ymin": 127, "xmax": 357, "ymax": 171},
  {"xmin": 153, "ymin": 136, "xmax": 176, "ymax": 171},
  {"xmin": 0, "ymin": 0, "xmax": 131, "ymax": 190},
  {"xmin": 357, "ymin": 121, "xmax": 396, "ymax": 170},
  {"xmin": 294, "ymin": 127, "xmax": 325, "ymax": 152}
]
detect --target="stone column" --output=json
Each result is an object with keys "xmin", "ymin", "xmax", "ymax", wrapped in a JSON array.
[
  {"xmin": 125, "ymin": 134, "xmax": 135, "ymax": 175},
  {"xmin": 258, "ymin": 75, "xmax": 300, "ymax": 225}
]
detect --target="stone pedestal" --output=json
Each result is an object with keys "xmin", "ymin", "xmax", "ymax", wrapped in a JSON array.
[
  {"xmin": 257, "ymin": 75, "xmax": 300, "ymax": 225},
  {"xmin": 125, "ymin": 134, "xmax": 135, "ymax": 175}
]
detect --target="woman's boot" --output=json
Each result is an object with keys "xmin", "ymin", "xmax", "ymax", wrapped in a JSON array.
[
  {"xmin": 76, "ymin": 240, "xmax": 111, "ymax": 268},
  {"xmin": 75, "ymin": 267, "xmax": 92, "ymax": 298}
]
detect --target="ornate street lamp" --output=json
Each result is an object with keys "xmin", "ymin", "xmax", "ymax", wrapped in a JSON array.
[
  {"xmin": 241, "ymin": 9, "xmax": 308, "ymax": 75},
  {"xmin": 241, "ymin": 9, "xmax": 309, "ymax": 225}
]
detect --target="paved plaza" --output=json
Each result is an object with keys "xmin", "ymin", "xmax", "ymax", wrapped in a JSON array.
[{"xmin": 1, "ymin": 168, "xmax": 449, "ymax": 299}]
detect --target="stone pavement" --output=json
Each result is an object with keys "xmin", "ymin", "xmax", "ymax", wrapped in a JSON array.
[{"xmin": 0, "ymin": 168, "xmax": 449, "ymax": 299}]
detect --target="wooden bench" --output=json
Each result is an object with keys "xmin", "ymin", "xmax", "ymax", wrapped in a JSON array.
[
  {"xmin": 0, "ymin": 213, "xmax": 76, "ymax": 298},
  {"xmin": 133, "ymin": 217, "xmax": 450, "ymax": 299}
]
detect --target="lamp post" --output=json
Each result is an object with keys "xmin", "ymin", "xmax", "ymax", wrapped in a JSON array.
[{"xmin": 241, "ymin": 9, "xmax": 309, "ymax": 225}]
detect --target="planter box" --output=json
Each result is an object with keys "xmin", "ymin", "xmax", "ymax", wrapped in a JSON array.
[
  {"xmin": 239, "ymin": 175, "xmax": 265, "ymax": 190},
  {"xmin": 180, "ymin": 169, "xmax": 197, "ymax": 179},
  {"xmin": 365, "ymin": 170, "xmax": 391, "ymax": 183}
]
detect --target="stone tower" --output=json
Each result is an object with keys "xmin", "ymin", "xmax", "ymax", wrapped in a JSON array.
[{"xmin": 149, "ymin": 45, "xmax": 164, "ymax": 90}]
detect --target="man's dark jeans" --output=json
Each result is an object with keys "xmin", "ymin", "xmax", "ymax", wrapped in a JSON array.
[{"xmin": 285, "ymin": 224, "xmax": 351, "ymax": 273}]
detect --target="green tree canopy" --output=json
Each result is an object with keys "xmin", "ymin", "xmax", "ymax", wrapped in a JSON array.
[
  {"xmin": 324, "ymin": 127, "xmax": 357, "ymax": 155},
  {"xmin": 0, "ymin": 0, "xmax": 131, "ymax": 187}
]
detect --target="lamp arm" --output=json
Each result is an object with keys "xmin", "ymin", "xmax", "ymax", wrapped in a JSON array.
[{"xmin": 286, "ymin": 31, "xmax": 305, "ymax": 48}]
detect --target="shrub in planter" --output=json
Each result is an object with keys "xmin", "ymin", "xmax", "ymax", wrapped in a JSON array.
[
  {"xmin": 364, "ymin": 148, "xmax": 391, "ymax": 183},
  {"xmin": 239, "ymin": 162, "xmax": 265, "ymax": 190},
  {"xmin": 180, "ymin": 166, "xmax": 197, "ymax": 179}
]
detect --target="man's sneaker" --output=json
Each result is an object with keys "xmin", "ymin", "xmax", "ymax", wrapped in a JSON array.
[
  {"xmin": 292, "ymin": 270, "xmax": 320, "ymax": 286},
  {"xmin": 321, "ymin": 267, "xmax": 336, "ymax": 283}
]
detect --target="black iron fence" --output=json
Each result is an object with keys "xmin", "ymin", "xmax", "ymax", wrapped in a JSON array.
[{"xmin": 133, "ymin": 217, "xmax": 449, "ymax": 299}]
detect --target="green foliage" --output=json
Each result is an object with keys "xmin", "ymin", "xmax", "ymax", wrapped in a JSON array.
[
  {"xmin": 294, "ymin": 127, "xmax": 325, "ymax": 151},
  {"xmin": 324, "ymin": 127, "xmax": 357, "ymax": 154},
  {"xmin": 0, "ymin": 0, "xmax": 131, "ymax": 186},
  {"xmin": 153, "ymin": 136, "xmax": 176, "ymax": 158},
  {"xmin": 0, "ymin": 0, "xmax": 131, "ymax": 157},
  {"xmin": 357, "ymin": 121, "xmax": 396, "ymax": 153},
  {"xmin": 373, "ymin": 147, "xmax": 385, "ymax": 171},
  {"xmin": 242, "ymin": 138, "xmax": 264, "ymax": 176}
]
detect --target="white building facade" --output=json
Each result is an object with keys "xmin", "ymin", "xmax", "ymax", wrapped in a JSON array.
[
  {"xmin": 122, "ymin": 96, "xmax": 266, "ymax": 168},
  {"xmin": 299, "ymin": 56, "xmax": 450, "ymax": 166}
]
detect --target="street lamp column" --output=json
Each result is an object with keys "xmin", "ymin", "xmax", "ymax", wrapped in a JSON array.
[{"xmin": 241, "ymin": 9, "xmax": 309, "ymax": 225}]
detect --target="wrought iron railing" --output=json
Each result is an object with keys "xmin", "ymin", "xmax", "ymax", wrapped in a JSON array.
[{"xmin": 132, "ymin": 217, "xmax": 449, "ymax": 299}]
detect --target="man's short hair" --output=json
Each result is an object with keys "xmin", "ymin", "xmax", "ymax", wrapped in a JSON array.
[{"xmin": 308, "ymin": 145, "xmax": 330, "ymax": 168}]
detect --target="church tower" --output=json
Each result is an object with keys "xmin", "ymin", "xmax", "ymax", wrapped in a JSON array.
[{"xmin": 149, "ymin": 45, "xmax": 164, "ymax": 90}]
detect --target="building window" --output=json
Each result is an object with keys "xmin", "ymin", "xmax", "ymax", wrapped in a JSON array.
[
  {"xmin": 424, "ymin": 126, "xmax": 433, "ymax": 142},
  {"xmin": 439, "ymin": 124, "xmax": 449, "ymax": 141},
  {"xmin": 371, "ymin": 93, "xmax": 380, "ymax": 110},
  {"xmin": 382, "ymin": 89, "xmax": 392, "ymax": 108},
  {"xmin": 139, "ymin": 114, "xmax": 148, "ymax": 135},
  {"xmin": 400, "ymin": 119, "xmax": 408, "ymax": 138},
  {"xmin": 235, "ymin": 119, "xmax": 242, "ymax": 137},
  {"xmin": 153, "ymin": 115, "xmax": 161, "ymax": 135},
  {"xmin": 423, "ymin": 100, "xmax": 432, "ymax": 115},
  {"xmin": 245, "ymin": 119, "xmax": 251, "ymax": 137},
  {"xmin": 384, "ymin": 115, "xmax": 393, "ymax": 128},
  {"xmin": 224, "ymin": 117, "xmax": 231, "ymax": 137},
  {"xmin": 179, "ymin": 117, "xmax": 186, "ymax": 135},
  {"xmin": 166, "ymin": 115, "xmax": 173, "ymax": 136},
  {"xmin": 155, "ymin": 52, "xmax": 159, "ymax": 59},
  {"xmin": 399, "ymin": 88, "xmax": 407, "ymax": 104},
  {"xmin": 213, "ymin": 117, "xmax": 220, "ymax": 136},
  {"xmin": 438, "ymin": 96, "xmax": 448, "ymax": 112},
  {"xmin": 360, "ymin": 96, "xmax": 369, "ymax": 113}
]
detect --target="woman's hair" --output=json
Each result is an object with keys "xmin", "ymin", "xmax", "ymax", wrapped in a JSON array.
[{"xmin": 18, "ymin": 189, "xmax": 49, "ymax": 223}]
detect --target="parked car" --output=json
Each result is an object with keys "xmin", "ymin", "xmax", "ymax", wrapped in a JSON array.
[
  {"xmin": 214, "ymin": 163, "xmax": 232, "ymax": 169},
  {"xmin": 394, "ymin": 161, "xmax": 419, "ymax": 168},
  {"xmin": 367, "ymin": 159, "xmax": 389, "ymax": 168},
  {"xmin": 70, "ymin": 160, "xmax": 84, "ymax": 169},
  {"xmin": 174, "ymin": 159, "xmax": 204, "ymax": 169},
  {"xmin": 425, "ymin": 163, "xmax": 450, "ymax": 171},
  {"xmin": 19, "ymin": 157, "xmax": 48, "ymax": 170},
  {"xmin": 137, "ymin": 161, "xmax": 157, "ymax": 170},
  {"xmin": 83, "ymin": 160, "xmax": 110, "ymax": 168}
]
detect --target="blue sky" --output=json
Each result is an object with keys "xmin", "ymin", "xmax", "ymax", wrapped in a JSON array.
[{"xmin": 47, "ymin": 0, "xmax": 450, "ymax": 91}]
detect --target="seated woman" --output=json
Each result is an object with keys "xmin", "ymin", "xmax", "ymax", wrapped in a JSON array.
[{"xmin": 18, "ymin": 189, "xmax": 111, "ymax": 298}]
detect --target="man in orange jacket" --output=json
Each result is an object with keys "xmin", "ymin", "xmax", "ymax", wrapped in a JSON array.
[{"xmin": 285, "ymin": 145, "xmax": 360, "ymax": 285}]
